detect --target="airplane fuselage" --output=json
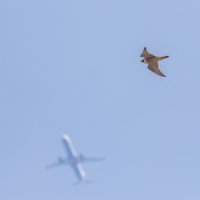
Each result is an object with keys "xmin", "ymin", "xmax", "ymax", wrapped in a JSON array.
[
  {"xmin": 46, "ymin": 135, "xmax": 107, "ymax": 184},
  {"xmin": 62, "ymin": 135, "xmax": 86, "ymax": 182}
]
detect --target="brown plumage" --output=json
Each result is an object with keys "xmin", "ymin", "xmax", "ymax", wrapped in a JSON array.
[{"xmin": 140, "ymin": 47, "xmax": 169, "ymax": 77}]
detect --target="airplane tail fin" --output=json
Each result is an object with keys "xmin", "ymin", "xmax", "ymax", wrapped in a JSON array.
[{"xmin": 73, "ymin": 180, "xmax": 94, "ymax": 186}]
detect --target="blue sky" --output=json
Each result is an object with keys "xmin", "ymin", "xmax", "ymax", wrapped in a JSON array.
[{"xmin": 1, "ymin": 0, "xmax": 200, "ymax": 199}]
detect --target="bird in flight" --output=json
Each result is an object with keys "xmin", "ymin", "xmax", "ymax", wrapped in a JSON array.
[{"xmin": 140, "ymin": 47, "xmax": 169, "ymax": 77}]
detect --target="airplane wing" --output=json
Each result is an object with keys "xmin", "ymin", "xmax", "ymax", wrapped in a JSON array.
[
  {"xmin": 62, "ymin": 135, "xmax": 78, "ymax": 158},
  {"xmin": 84, "ymin": 157, "xmax": 108, "ymax": 162},
  {"xmin": 45, "ymin": 157, "xmax": 69, "ymax": 169},
  {"xmin": 80, "ymin": 155, "xmax": 109, "ymax": 162},
  {"xmin": 45, "ymin": 162, "xmax": 64, "ymax": 169}
]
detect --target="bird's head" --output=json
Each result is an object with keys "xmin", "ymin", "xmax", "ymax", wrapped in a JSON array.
[{"xmin": 140, "ymin": 59, "xmax": 144, "ymax": 63}]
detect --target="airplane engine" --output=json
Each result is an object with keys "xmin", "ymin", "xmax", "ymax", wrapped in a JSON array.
[
  {"xmin": 58, "ymin": 157, "xmax": 64, "ymax": 163},
  {"xmin": 79, "ymin": 154, "xmax": 85, "ymax": 161}
]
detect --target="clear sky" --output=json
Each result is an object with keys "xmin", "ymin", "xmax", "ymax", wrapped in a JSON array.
[{"xmin": 1, "ymin": 0, "xmax": 200, "ymax": 199}]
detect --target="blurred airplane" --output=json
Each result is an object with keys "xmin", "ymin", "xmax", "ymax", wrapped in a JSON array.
[{"xmin": 46, "ymin": 135, "xmax": 108, "ymax": 184}]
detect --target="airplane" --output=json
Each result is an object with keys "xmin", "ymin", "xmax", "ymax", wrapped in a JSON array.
[{"xmin": 46, "ymin": 135, "xmax": 108, "ymax": 184}]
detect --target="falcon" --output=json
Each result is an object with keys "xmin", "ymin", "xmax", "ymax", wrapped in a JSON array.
[{"xmin": 140, "ymin": 47, "xmax": 169, "ymax": 77}]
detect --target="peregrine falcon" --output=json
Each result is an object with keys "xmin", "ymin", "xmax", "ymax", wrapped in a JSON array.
[{"xmin": 140, "ymin": 47, "xmax": 169, "ymax": 77}]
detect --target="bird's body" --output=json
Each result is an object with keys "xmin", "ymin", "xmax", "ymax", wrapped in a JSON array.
[{"xmin": 140, "ymin": 47, "xmax": 169, "ymax": 77}]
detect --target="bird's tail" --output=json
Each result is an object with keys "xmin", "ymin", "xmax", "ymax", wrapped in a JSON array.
[{"xmin": 159, "ymin": 56, "xmax": 169, "ymax": 60}]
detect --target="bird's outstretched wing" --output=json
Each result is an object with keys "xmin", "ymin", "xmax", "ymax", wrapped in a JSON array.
[
  {"xmin": 147, "ymin": 62, "xmax": 166, "ymax": 77},
  {"xmin": 140, "ymin": 47, "xmax": 155, "ymax": 58}
]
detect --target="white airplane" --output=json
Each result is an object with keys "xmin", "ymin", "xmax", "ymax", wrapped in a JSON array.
[{"xmin": 46, "ymin": 135, "xmax": 108, "ymax": 184}]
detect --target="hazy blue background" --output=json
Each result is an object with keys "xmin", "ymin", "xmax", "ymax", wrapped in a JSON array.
[{"xmin": 1, "ymin": 1, "xmax": 200, "ymax": 199}]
